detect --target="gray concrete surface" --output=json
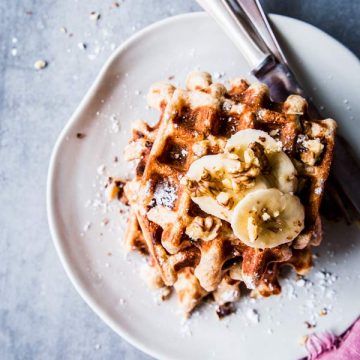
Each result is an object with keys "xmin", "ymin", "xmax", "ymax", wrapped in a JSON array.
[{"xmin": 0, "ymin": 1, "xmax": 358, "ymax": 359}]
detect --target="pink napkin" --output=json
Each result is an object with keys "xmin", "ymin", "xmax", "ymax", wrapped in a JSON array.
[{"xmin": 304, "ymin": 318, "xmax": 360, "ymax": 360}]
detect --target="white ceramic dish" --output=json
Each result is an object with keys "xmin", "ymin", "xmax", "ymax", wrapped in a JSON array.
[{"xmin": 47, "ymin": 13, "xmax": 360, "ymax": 360}]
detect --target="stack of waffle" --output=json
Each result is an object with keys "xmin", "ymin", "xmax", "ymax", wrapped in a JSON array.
[{"xmin": 116, "ymin": 71, "xmax": 336, "ymax": 317}]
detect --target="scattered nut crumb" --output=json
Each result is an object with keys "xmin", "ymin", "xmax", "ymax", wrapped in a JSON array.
[
  {"xmin": 112, "ymin": 2, "xmax": 120, "ymax": 7},
  {"xmin": 76, "ymin": 132, "xmax": 86, "ymax": 139},
  {"xmin": 90, "ymin": 11, "xmax": 101, "ymax": 21},
  {"xmin": 78, "ymin": 42, "xmax": 87, "ymax": 50},
  {"xmin": 305, "ymin": 321, "xmax": 316, "ymax": 329},
  {"xmin": 113, "ymin": 156, "xmax": 118, "ymax": 162},
  {"xmin": 60, "ymin": 27, "xmax": 67, "ymax": 34},
  {"xmin": 319, "ymin": 308, "xmax": 328, "ymax": 316},
  {"xmin": 298, "ymin": 335, "xmax": 309, "ymax": 346},
  {"xmin": 101, "ymin": 219, "xmax": 109, "ymax": 226},
  {"xmin": 34, "ymin": 60, "xmax": 47, "ymax": 70},
  {"xmin": 168, "ymin": 75, "xmax": 175, "ymax": 80}
]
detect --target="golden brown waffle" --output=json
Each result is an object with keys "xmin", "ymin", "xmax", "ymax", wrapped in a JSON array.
[{"xmin": 121, "ymin": 72, "xmax": 336, "ymax": 316}]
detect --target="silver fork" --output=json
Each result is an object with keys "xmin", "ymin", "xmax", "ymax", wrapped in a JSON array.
[{"xmin": 197, "ymin": 0, "xmax": 360, "ymax": 223}]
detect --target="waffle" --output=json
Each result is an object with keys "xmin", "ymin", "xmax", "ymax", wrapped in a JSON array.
[{"xmin": 119, "ymin": 71, "xmax": 336, "ymax": 316}]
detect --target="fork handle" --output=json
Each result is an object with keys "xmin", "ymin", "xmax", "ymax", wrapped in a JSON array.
[
  {"xmin": 196, "ymin": 0, "xmax": 271, "ymax": 71},
  {"xmin": 235, "ymin": 0, "xmax": 287, "ymax": 64}
]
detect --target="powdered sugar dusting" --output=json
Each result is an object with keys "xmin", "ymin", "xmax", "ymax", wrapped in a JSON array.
[{"xmin": 153, "ymin": 181, "xmax": 178, "ymax": 208}]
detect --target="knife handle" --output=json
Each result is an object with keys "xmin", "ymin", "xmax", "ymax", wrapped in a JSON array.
[{"xmin": 196, "ymin": 0, "xmax": 271, "ymax": 70}]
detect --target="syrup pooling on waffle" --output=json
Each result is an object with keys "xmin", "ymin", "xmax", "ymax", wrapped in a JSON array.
[{"xmin": 117, "ymin": 71, "xmax": 336, "ymax": 316}]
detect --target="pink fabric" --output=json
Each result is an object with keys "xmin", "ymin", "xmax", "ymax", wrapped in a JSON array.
[{"xmin": 304, "ymin": 318, "xmax": 360, "ymax": 360}]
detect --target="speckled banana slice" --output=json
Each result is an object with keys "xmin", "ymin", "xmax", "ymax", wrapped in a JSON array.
[
  {"xmin": 225, "ymin": 129, "xmax": 281, "ymax": 158},
  {"xmin": 225, "ymin": 129, "xmax": 297, "ymax": 193},
  {"xmin": 267, "ymin": 152, "xmax": 297, "ymax": 193},
  {"xmin": 185, "ymin": 154, "xmax": 269, "ymax": 221},
  {"xmin": 231, "ymin": 188, "xmax": 305, "ymax": 249}
]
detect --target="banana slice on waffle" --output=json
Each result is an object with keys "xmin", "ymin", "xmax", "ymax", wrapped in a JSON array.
[
  {"xmin": 184, "ymin": 153, "xmax": 269, "ymax": 221},
  {"xmin": 226, "ymin": 129, "xmax": 298, "ymax": 193},
  {"xmin": 225, "ymin": 129, "xmax": 281, "ymax": 155},
  {"xmin": 184, "ymin": 129, "xmax": 298, "ymax": 223},
  {"xmin": 231, "ymin": 188, "xmax": 305, "ymax": 249}
]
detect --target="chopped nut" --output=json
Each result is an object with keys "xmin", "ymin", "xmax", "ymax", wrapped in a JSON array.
[
  {"xmin": 186, "ymin": 216, "xmax": 222, "ymax": 241},
  {"xmin": 106, "ymin": 182, "xmax": 120, "ymax": 201},
  {"xmin": 216, "ymin": 192, "xmax": 233, "ymax": 208},
  {"xmin": 78, "ymin": 42, "xmax": 87, "ymax": 50},
  {"xmin": 101, "ymin": 218, "xmax": 109, "ymax": 226},
  {"xmin": 184, "ymin": 169, "xmax": 223, "ymax": 198},
  {"xmin": 192, "ymin": 135, "xmax": 226, "ymax": 158},
  {"xmin": 298, "ymin": 335, "xmax": 309, "ymax": 346},
  {"xmin": 76, "ymin": 132, "xmax": 86, "ymax": 139},
  {"xmin": 106, "ymin": 178, "xmax": 126, "ymax": 202},
  {"xmin": 319, "ymin": 308, "xmax": 328, "ymax": 316},
  {"xmin": 298, "ymin": 136, "xmax": 324, "ymax": 166},
  {"xmin": 34, "ymin": 60, "xmax": 47, "ymax": 70},
  {"xmin": 305, "ymin": 321, "xmax": 316, "ymax": 329},
  {"xmin": 90, "ymin": 11, "xmax": 101, "ymax": 21}
]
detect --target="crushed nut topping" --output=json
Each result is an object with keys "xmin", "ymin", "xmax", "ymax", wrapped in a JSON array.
[
  {"xmin": 185, "ymin": 216, "xmax": 222, "ymax": 241},
  {"xmin": 247, "ymin": 207, "xmax": 283, "ymax": 243},
  {"xmin": 298, "ymin": 135, "xmax": 324, "ymax": 166},
  {"xmin": 185, "ymin": 141, "xmax": 270, "ymax": 199},
  {"xmin": 192, "ymin": 135, "xmax": 226, "ymax": 158},
  {"xmin": 227, "ymin": 142, "xmax": 268, "ymax": 190},
  {"xmin": 182, "ymin": 169, "xmax": 223, "ymax": 197},
  {"xmin": 106, "ymin": 178, "xmax": 127, "ymax": 203},
  {"xmin": 216, "ymin": 192, "xmax": 233, "ymax": 208}
]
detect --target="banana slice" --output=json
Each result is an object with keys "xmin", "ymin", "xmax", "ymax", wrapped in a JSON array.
[
  {"xmin": 231, "ymin": 188, "xmax": 304, "ymax": 249},
  {"xmin": 267, "ymin": 152, "xmax": 297, "ymax": 193},
  {"xmin": 186, "ymin": 154, "xmax": 240, "ymax": 181},
  {"xmin": 225, "ymin": 129, "xmax": 297, "ymax": 193},
  {"xmin": 225, "ymin": 129, "xmax": 281, "ymax": 158},
  {"xmin": 185, "ymin": 154, "xmax": 269, "ymax": 221}
]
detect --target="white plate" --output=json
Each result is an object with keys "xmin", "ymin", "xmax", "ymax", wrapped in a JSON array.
[{"xmin": 47, "ymin": 12, "xmax": 360, "ymax": 360}]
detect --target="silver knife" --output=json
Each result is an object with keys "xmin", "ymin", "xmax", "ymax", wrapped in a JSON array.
[{"xmin": 196, "ymin": 0, "xmax": 360, "ymax": 221}]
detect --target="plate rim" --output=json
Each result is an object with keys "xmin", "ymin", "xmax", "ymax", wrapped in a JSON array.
[{"xmin": 46, "ymin": 11, "xmax": 360, "ymax": 360}]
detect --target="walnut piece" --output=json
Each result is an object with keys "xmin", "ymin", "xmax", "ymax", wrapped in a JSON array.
[
  {"xmin": 192, "ymin": 135, "xmax": 226, "ymax": 158},
  {"xmin": 298, "ymin": 136, "xmax": 324, "ymax": 166},
  {"xmin": 185, "ymin": 216, "xmax": 222, "ymax": 241}
]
